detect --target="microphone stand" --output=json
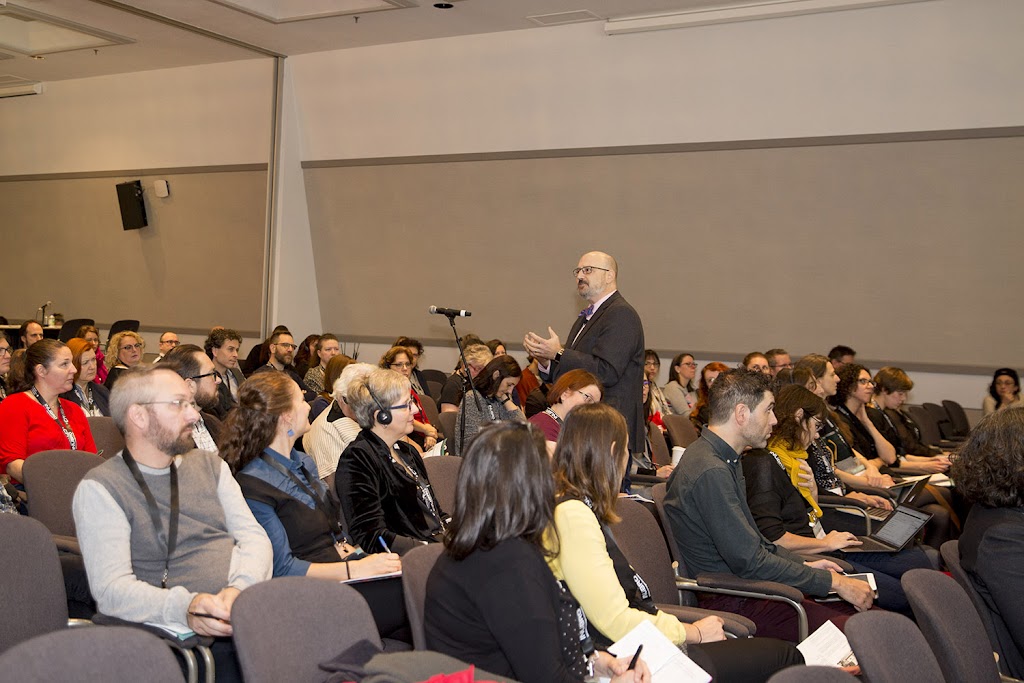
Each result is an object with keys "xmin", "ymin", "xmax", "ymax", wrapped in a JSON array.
[{"xmin": 442, "ymin": 312, "xmax": 482, "ymax": 456}]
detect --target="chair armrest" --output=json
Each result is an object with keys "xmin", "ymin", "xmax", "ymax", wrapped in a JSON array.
[
  {"xmin": 67, "ymin": 618, "xmax": 93, "ymax": 628},
  {"xmin": 92, "ymin": 613, "xmax": 214, "ymax": 649},
  {"xmin": 818, "ymin": 494, "xmax": 866, "ymax": 508},
  {"xmin": 678, "ymin": 573, "xmax": 809, "ymax": 641},
  {"xmin": 656, "ymin": 603, "xmax": 756, "ymax": 638},
  {"xmin": 842, "ymin": 482, "xmax": 897, "ymax": 506},
  {"xmin": 52, "ymin": 535, "xmax": 81, "ymax": 554},
  {"xmin": 689, "ymin": 572, "xmax": 804, "ymax": 602},
  {"xmin": 799, "ymin": 553, "xmax": 854, "ymax": 574}
]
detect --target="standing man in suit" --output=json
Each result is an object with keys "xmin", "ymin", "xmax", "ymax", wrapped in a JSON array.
[{"xmin": 524, "ymin": 251, "xmax": 645, "ymax": 453}]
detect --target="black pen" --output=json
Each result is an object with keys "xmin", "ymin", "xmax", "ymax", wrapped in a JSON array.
[{"xmin": 628, "ymin": 644, "xmax": 643, "ymax": 670}]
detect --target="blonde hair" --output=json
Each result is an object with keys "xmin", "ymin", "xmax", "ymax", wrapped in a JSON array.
[{"xmin": 106, "ymin": 331, "xmax": 145, "ymax": 369}]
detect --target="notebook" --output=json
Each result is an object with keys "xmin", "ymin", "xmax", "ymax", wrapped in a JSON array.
[{"xmin": 842, "ymin": 504, "xmax": 932, "ymax": 553}]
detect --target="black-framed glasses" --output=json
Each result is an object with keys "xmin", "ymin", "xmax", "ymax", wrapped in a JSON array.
[
  {"xmin": 857, "ymin": 378, "xmax": 875, "ymax": 386},
  {"xmin": 388, "ymin": 401, "xmax": 415, "ymax": 411},
  {"xmin": 0, "ymin": 346, "xmax": 10, "ymax": 356},
  {"xmin": 274, "ymin": 342, "xmax": 297, "ymax": 350},
  {"xmin": 189, "ymin": 371, "xmax": 222, "ymax": 382},
  {"xmin": 571, "ymin": 266, "xmax": 610, "ymax": 277},
  {"xmin": 161, "ymin": 339, "xmax": 180, "ymax": 347}
]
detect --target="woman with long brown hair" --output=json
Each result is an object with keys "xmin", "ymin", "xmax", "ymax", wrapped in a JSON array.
[{"xmin": 221, "ymin": 372, "xmax": 405, "ymax": 639}]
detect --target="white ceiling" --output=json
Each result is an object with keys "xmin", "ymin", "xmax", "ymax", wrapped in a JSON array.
[{"xmin": 1, "ymin": 0, "xmax": 734, "ymax": 82}]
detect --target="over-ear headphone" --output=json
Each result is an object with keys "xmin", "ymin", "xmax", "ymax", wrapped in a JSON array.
[{"xmin": 366, "ymin": 384, "xmax": 392, "ymax": 426}]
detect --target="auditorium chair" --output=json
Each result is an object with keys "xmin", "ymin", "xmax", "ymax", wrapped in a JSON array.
[{"xmin": 846, "ymin": 611, "xmax": 944, "ymax": 683}]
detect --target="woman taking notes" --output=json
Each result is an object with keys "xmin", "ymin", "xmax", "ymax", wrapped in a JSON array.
[
  {"xmin": 547, "ymin": 403, "xmax": 802, "ymax": 682},
  {"xmin": 222, "ymin": 372, "xmax": 405, "ymax": 638},
  {"xmin": 425, "ymin": 421, "xmax": 649, "ymax": 683}
]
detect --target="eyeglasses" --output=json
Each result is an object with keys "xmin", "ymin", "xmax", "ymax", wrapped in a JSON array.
[
  {"xmin": 390, "ymin": 362, "xmax": 412, "ymax": 369},
  {"xmin": 161, "ymin": 340, "xmax": 180, "ymax": 347},
  {"xmin": 680, "ymin": 361, "xmax": 697, "ymax": 368},
  {"xmin": 388, "ymin": 401, "xmax": 415, "ymax": 411},
  {"xmin": 139, "ymin": 399, "xmax": 199, "ymax": 412},
  {"xmin": 189, "ymin": 371, "xmax": 222, "ymax": 382},
  {"xmin": 572, "ymin": 266, "xmax": 610, "ymax": 277},
  {"xmin": 642, "ymin": 380, "xmax": 651, "ymax": 387},
  {"xmin": 995, "ymin": 379, "xmax": 1017, "ymax": 387},
  {"xmin": 644, "ymin": 360, "xmax": 660, "ymax": 367},
  {"xmin": 0, "ymin": 346, "xmax": 10, "ymax": 356},
  {"xmin": 120, "ymin": 343, "xmax": 143, "ymax": 352},
  {"xmin": 857, "ymin": 378, "xmax": 876, "ymax": 386},
  {"xmin": 274, "ymin": 342, "xmax": 297, "ymax": 350},
  {"xmin": 577, "ymin": 389, "xmax": 596, "ymax": 404}
]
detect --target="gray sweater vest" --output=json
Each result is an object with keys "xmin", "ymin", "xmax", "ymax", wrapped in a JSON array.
[{"xmin": 83, "ymin": 450, "xmax": 234, "ymax": 595}]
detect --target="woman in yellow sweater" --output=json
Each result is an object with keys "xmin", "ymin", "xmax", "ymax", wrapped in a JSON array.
[{"xmin": 546, "ymin": 403, "xmax": 803, "ymax": 682}]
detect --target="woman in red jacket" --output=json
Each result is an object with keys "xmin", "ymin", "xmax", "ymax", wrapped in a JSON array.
[{"xmin": 0, "ymin": 339, "xmax": 97, "ymax": 483}]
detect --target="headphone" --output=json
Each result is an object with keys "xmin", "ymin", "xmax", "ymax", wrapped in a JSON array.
[{"xmin": 366, "ymin": 384, "xmax": 392, "ymax": 426}]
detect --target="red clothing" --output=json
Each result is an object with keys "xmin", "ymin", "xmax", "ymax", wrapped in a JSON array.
[
  {"xmin": 0, "ymin": 391, "xmax": 97, "ymax": 480},
  {"xmin": 528, "ymin": 411, "xmax": 561, "ymax": 442},
  {"xmin": 410, "ymin": 389, "xmax": 430, "ymax": 425}
]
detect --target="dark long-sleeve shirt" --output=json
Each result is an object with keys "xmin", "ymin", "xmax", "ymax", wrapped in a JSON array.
[
  {"xmin": 425, "ymin": 538, "xmax": 581, "ymax": 683},
  {"xmin": 664, "ymin": 429, "xmax": 832, "ymax": 597}
]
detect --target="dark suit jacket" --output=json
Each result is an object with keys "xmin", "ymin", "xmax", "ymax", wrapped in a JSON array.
[
  {"xmin": 210, "ymin": 367, "xmax": 245, "ymax": 420},
  {"xmin": 543, "ymin": 290, "xmax": 645, "ymax": 450},
  {"xmin": 61, "ymin": 382, "xmax": 111, "ymax": 417}
]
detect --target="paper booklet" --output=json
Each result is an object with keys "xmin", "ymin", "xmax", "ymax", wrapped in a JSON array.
[
  {"xmin": 606, "ymin": 620, "xmax": 712, "ymax": 683},
  {"xmin": 797, "ymin": 620, "xmax": 858, "ymax": 668}
]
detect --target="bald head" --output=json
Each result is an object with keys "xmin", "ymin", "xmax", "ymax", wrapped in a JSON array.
[{"xmin": 575, "ymin": 251, "xmax": 619, "ymax": 304}]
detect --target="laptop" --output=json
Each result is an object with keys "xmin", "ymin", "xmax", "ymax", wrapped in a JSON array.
[
  {"xmin": 835, "ymin": 476, "xmax": 931, "ymax": 522},
  {"xmin": 842, "ymin": 504, "xmax": 932, "ymax": 553}
]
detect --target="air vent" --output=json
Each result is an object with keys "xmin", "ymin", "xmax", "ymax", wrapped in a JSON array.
[{"xmin": 527, "ymin": 10, "xmax": 601, "ymax": 27}]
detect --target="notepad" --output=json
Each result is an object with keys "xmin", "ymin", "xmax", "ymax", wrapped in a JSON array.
[{"xmin": 607, "ymin": 620, "xmax": 711, "ymax": 683}]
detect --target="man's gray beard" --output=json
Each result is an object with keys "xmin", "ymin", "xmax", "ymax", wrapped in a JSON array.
[{"xmin": 149, "ymin": 421, "xmax": 194, "ymax": 456}]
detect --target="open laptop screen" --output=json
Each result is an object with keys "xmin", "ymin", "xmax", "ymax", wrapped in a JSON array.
[{"xmin": 874, "ymin": 506, "xmax": 931, "ymax": 548}]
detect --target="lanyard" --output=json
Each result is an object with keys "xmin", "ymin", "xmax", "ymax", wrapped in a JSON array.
[
  {"xmin": 543, "ymin": 407, "xmax": 563, "ymax": 424},
  {"xmin": 389, "ymin": 445, "xmax": 443, "ymax": 528},
  {"xmin": 259, "ymin": 453, "xmax": 348, "ymax": 543},
  {"xmin": 31, "ymin": 387, "xmax": 78, "ymax": 450},
  {"xmin": 122, "ymin": 448, "xmax": 178, "ymax": 589},
  {"xmin": 76, "ymin": 384, "xmax": 98, "ymax": 416}
]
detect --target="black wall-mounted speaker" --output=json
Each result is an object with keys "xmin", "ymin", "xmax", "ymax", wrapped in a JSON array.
[{"xmin": 115, "ymin": 180, "xmax": 148, "ymax": 230}]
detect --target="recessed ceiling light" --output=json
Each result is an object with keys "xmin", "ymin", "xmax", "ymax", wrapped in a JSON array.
[
  {"xmin": 31, "ymin": 55, "xmax": 45, "ymax": 60},
  {"xmin": 433, "ymin": 2, "xmax": 454, "ymax": 8}
]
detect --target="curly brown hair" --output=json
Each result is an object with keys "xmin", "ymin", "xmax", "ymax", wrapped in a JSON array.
[
  {"xmin": 950, "ymin": 408, "xmax": 1024, "ymax": 507},
  {"xmin": 221, "ymin": 372, "xmax": 296, "ymax": 474}
]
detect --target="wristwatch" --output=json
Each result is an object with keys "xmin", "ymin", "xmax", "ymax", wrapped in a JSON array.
[{"xmin": 554, "ymin": 348, "xmax": 564, "ymax": 363}]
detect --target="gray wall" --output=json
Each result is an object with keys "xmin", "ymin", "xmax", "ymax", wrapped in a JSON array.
[
  {"xmin": 0, "ymin": 167, "xmax": 267, "ymax": 336},
  {"xmin": 304, "ymin": 132, "xmax": 1024, "ymax": 369}
]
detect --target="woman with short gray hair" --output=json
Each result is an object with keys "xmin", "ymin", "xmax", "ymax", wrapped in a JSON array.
[{"xmin": 335, "ymin": 368, "xmax": 448, "ymax": 554}]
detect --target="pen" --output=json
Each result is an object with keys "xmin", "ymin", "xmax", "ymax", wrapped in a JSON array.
[
  {"xmin": 378, "ymin": 535, "xmax": 392, "ymax": 553},
  {"xmin": 628, "ymin": 644, "xmax": 643, "ymax": 670},
  {"xmin": 188, "ymin": 611, "xmax": 231, "ymax": 624}
]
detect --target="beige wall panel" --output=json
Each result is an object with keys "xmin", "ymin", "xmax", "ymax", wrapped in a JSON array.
[{"xmin": 305, "ymin": 136, "xmax": 1024, "ymax": 368}]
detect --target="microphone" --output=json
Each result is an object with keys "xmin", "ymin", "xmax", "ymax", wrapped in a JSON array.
[{"xmin": 428, "ymin": 306, "xmax": 472, "ymax": 317}]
